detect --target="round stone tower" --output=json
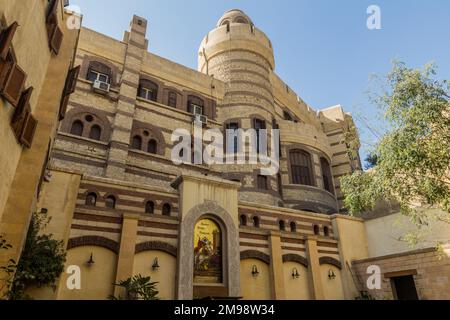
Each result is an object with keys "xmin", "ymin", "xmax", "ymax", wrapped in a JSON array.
[{"xmin": 198, "ymin": 9, "xmax": 282, "ymax": 206}]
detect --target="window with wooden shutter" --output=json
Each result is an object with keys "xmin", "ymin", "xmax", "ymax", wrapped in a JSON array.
[
  {"xmin": 59, "ymin": 65, "xmax": 80, "ymax": 120},
  {"xmin": 46, "ymin": 0, "xmax": 63, "ymax": 55},
  {"xmin": 11, "ymin": 87, "xmax": 33, "ymax": 140},
  {"xmin": 49, "ymin": 25, "xmax": 63, "ymax": 55},
  {"xmin": 46, "ymin": 0, "xmax": 59, "ymax": 23},
  {"xmin": 2, "ymin": 62, "xmax": 26, "ymax": 107},
  {"xmin": 0, "ymin": 52, "xmax": 14, "ymax": 91},
  {"xmin": 0, "ymin": 22, "xmax": 19, "ymax": 60},
  {"xmin": 20, "ymin": 112, "xmax": 38, "ymax": 148},
  {"xmin": 65, "ymin": 65, "xmax": 80, "ymax": 95}
]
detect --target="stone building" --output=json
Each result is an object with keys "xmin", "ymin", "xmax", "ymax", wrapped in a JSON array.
[
  {"xmin": 3, "ymin": 7, "xmax": 449, "ymax": 300},
  {"xmin": 0, "ymin": 0, "xmax": 80, "ymax": 290}
]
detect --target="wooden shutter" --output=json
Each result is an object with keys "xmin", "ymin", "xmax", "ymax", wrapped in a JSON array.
[
  {"xmin": 20, "ymin": 112, "xmax": 38, "ymax": 148},
  {"xmin": 64, "ymin": 65, "xmax": 80, "ymax": 95},
  {"xmin": 0, "ymin": 22, "xmax": 19, "ymax": 60},
  {"xmin": 0, "ymin": 53, "xmax": 14, "ymax": 91},
  {"xmin": 50, "ymin": 25, "xmax": 63, "ymax": 55},
  {"xmin": 37, "ymin": 140, "xmax": 52, "ymax": 196},
  {"xmin": 58, "ymin": 65, "xmax": 80, "ymax": 120},
  {"xmin": 59, "ymin": 95, "xmax": 69, "ymax": 120},
  {"xmin": 2, "ymin": 62, "xmax": 26, "ymax": 107},
  {"xmin": 46, "ymin": 0, "xmax": 59, "ymax": 23},
  {"xmin": 11, "ymin": 87, "xmax": 33, "ymax": 140}
]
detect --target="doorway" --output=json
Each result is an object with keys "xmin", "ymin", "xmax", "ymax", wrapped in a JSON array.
[{"xmin": 391, "ymin": 275, "xmax": 419, "ymax": 300}]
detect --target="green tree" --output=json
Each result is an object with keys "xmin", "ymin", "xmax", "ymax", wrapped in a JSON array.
[
  {"xmin": 341, "ymin": 61, "xmax": 450, "ymax": 231},
  {"xmin": 8, "ymin": 212, "xmax": 66, "ymax": 300},
  {"xmin": 109, "ymin": 274, "xmax": 159, "ymax": 300},
  {"xmin": 364, "ymin": 152, "xmax": 379, "ymax": 170}
]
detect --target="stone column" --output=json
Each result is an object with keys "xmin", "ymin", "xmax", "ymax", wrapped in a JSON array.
[
  {"xmin": 114, "ymin": 213, "xmax": 139, "ymax": 297},
  {"xmin": 305, "ymin": 235, "xmax": 325, "ymax": 300},
  {"xmin": 105, "ymin": 15, "xmax": 148, "ymax": 180},
  {"xmin": 268, "ymin": 231, "xmax": 285, "ymax": 299}
]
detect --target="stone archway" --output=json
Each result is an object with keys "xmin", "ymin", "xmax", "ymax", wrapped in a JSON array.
[{"xmin": 176, "ymin": 200, "xmax": 240, "ymax": 299}]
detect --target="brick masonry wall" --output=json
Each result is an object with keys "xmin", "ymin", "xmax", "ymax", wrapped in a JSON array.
[{"xmin": 352, "ymin": 247, "xmax": 450, "ymax": 300}]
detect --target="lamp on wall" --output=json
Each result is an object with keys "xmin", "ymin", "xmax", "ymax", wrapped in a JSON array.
[
  {"xmin": 152, "ymin": 257, "xmax": 160, "ymax": 271},
  {"xmin": 251, "ymin": 265, "xmax": 259, "ymax": 278},
  {"xmin": 328, "ymin": 269, "xmax": 336, "ymax": 280},
  {"xmin": 291, "ymin": 268, "xmax": 300, "ymax": 279},
  {"xmin": 86, "ymin": 253, "xmax": 95, "ymax": 266}
]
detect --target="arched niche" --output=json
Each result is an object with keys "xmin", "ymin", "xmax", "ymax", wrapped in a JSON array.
[{"xmin": 176, "ymin": 200, "xmax": 240, "ymax": 299}]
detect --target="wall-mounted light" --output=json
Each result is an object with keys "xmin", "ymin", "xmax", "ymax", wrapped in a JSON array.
[
  {"xmin": 86, "ymin": 253, "xmax": 95, "ymax": 266},
  {"xmin": 152, "ymin": 257, "xmax": 160, "ymax": 271},
  {"xmin": 328, "ymin": 269, "xmax": 336, "ymax": 280},
  {"xmin": 291, "ymin": 268, "xmax": 300, "ymax": 279},
  {"xmin": 251, "ymin": 265, "xmax": 259, "ymax": 278}
]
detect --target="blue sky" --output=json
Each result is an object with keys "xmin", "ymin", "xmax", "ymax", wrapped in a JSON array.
[{"xmin": 71, "ymin": 0, "xmax": 450, "ymax": 164}]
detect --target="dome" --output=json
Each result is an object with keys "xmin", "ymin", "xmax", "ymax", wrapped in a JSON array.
[{"xmin": 217, "ymin": 9, "xmax": 254, "ymax": 27}]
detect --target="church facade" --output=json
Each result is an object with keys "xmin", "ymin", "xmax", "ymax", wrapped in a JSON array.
[
  {"xmin": 34, "ymin": 10, "xmax": 367, "ymax": 300},
  {"xmin": 2, "ymin": 3, "xmax": 448, "ymax": 300}
]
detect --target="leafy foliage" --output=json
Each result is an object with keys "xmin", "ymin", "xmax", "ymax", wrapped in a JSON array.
[
  {"xmin": 341, "ymin": 62, "xmax": 450, "ymax": 226},
  {"xmin": 109, "ymin": 274, "xmax": 159, "ymax": 300},
  {"xmin": 0, "ymin": 235, "xmax": 16, "ymax": 299},
  {"xmin": 8, "ymin": 212, "xmax": 66, "ymax": 300}
]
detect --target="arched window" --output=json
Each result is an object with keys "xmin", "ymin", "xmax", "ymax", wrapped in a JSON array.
[
  {"xmin": 138, "ymin": 79, "xmax": 158, "ymax": 102},
  {"xmin": 239, "ymin": 214, "xmax": 247, "ymax": 226},
  {"xmin": 323, "ymin": 226, "xmax": 330, "ymax": 237},
  {"xmin": 253, "ymin": 216, "xmax": 260, "ymax": 228},
  {"xmin": 132, "ymin": 135, "xmax": 142, "ymax": 150},
  {"xmin": 145, "ymin": 201, "xmax": 154, "ymax": 214},
  {"xmin": 187, "ymin": 95, "xmax": 204, "ymax": 115},
  {"xmin": 321, "ymin": 157, "xmax": 334, "ymax": 194},
  {"xmin": 225, "ymin": 122, "xmax": 239, "ymax": 154},
  {"xmin": 235, "ymin": 17, "xmax": 249, "ymax": 24},
  {"xmin": 89, "ymin": 125, "xmax": 101, "ymax": 141},
  {"xmin": 290, "ymin": 221, "xmax": 297, "ymax": 233},
  {"xmin": 147, "ymin": 139, "xmax": 157, "ymax": 154},
  {"xmin": 85, "ymin": 193, "xmax": 97, "ymax": 206},
  {"xmin": 290, "ymin": 149, "xmax": 313, "ymax": 186},
  {"xmin": 105, "ymin": 195, "xmax": 116, "ymax": 209},
  {"xmin": 87, "ymin": 61, "xmax": 111, "ymax": 84},
  {"xmin": 70, "ymin": 120, "xmax": 83, "ymax": 136},
  {"xmin": 313, "ymin": 224, "xmax": 320, "ymax": 235},
  {"xmin": 279, "ymin": 220, "xmax": 285, "ymax": 231},
  {"xmin": 162, "ymin": 203, "xmax": 171, "ymax": 216},
  {"xmin": 167, "ymin": 91, "xmax": 177, "ymax": 108},
  {"xmin": 253, "ymin": 118, "xmax": 266, "ymax": 153}
]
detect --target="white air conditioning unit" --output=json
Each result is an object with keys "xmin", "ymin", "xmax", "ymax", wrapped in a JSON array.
[
  {"xmin": 93, "ymin": 80, "xmax": 110, "ymax": 93},
  {"xmin": 192, "ymin": 105, "xmax": 203, "ymax": 116},
  {"xmin": 195, "ymin": 114, "xmax": 208, "ymax": 125}
]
